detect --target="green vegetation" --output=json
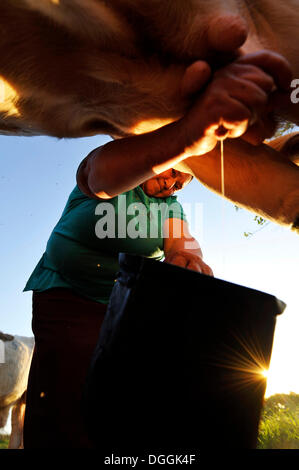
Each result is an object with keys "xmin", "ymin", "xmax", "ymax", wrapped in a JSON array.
[
  {"xmin": 1, "ymin": 393, "xmax": 298, "ymax": 449},
  {"xmin": 0, "ymin": 434, "xmax": 9, "ymax": 449},
  {"xmin": 258, "ymin": 393, "xmax": 299, "ymax": 449}
]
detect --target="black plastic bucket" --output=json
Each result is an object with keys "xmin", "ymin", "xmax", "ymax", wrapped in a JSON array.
[{"xmin": 84, "ymin": 253, "xmax": 285, "ymax": 451}]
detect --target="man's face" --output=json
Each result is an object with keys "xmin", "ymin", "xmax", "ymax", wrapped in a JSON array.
[{"xmin": 141, "ymin": 169, "xmax": 193, "ymax": 198}]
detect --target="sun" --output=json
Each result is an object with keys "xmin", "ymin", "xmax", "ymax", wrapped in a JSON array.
[{"xmin": 260, "ymin": 369, "xmax": 269, "ymax": 379}]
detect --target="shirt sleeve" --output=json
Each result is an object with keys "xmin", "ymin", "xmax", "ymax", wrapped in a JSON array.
[{"xmin": 164, "ymin": 195, "xmax": 187, "ymax": 222}]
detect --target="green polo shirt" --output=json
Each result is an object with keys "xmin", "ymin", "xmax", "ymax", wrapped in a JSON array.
[{"xmin": 24, "ymin": 185, "xmax": 186, "ymax": 304}]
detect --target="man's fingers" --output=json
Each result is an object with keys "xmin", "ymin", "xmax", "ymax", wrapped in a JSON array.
[
  {"xmin": 223, "ymin": 63, "xmax": 275, "ymax": 94},
  {"xmin": 236, "ymin": 51, "xmax": 293, "ymax": 90},
  {"xmin": 267, "ymin": 89, "xmax": 292, "ymax": 111},
  {"xmin": 165, "ymin": 254, "xmax": 187, "ymax": 268},
  {"xmin": 227, "ymin": 77, "xmax": 269, "ymax": 111},
  {"xmin": 165, "ymin": 253, "xmax": 214, "ymax": 276},
  {"xmin": 186, "ymin": 259, "xmax": 214, "ymax": 275},
  {"xmin": 204, "ymin": 95, "xmax": 251, "ymax": 139},
  {"xmin": 181, "ymin": 61, "xmax": 212, "ymax": 97},
  {"xmin": 186, "ymin": 260, "xmax": 202, "ymax": 272},
  {"xmin": 202, "ymin": 264, "xmax": 214, "ymax": 276}
]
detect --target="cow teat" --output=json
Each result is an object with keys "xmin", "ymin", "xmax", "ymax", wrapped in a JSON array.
[{"xmin": 207, "ymin": 14, "xmax": 248, "ymax": 53}]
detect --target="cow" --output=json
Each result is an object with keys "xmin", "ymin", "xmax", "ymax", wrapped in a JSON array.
[
  {"xmin": 0, "ymin": 0, "xmax": 299, "ymax": 227},
  {"xmin": 1, "ymin": 0, "xmax": 299, "ymax": 138},
  {"xmin": 0, "ymin": 332, "xmax": 34, "ymax": 449}
]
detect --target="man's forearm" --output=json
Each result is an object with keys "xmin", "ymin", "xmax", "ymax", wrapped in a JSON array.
[
  {"xmin": 176, "ymin": 139, "xmax": 299, "ymax": 228},
  {"xmin": 163, "ymin": 218, "xmax": 203, "ymax": 257},
  {"xmin": 163, "ymin": 218, "xmax": 213, "ymax": 275},
  {"xmin": 80, "ymin": 118, "xmax": 196, "ymax": 199}
]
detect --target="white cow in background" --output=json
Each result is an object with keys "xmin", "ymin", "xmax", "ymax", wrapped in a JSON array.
[{"xmin": 0, "ymin": 332, "xmax": 34, "ymax": 449}]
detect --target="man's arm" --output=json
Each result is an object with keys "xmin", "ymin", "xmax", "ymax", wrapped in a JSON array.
[
  {"xmin": 77, "ymin": 51, "xmax": 291, "ymax": 200},
  {"xmin": 76, "ymin": 120, "xmax": 193, "ymax": 199},
  {"xmin": 163, "ymin": 218, "xmax": 213, "ymax": 275},
  {"xmin": 174, "ymin": 138, "xmax": 299, "ymax": 230}
]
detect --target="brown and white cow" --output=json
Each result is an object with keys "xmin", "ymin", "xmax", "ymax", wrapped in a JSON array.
[
  {"xmin": 0, "ymin": 0, "xmax": 299, "ymax": 227},
  {"xmin": 1, "ymin": 0, "xmax": 299, "ymax": 137},
  {"xmin": 0, "ymin": 333, "xmax": 34, "ymax": 449}
]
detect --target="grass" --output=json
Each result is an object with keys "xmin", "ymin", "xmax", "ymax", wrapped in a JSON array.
[
  {"xmin": 0, "ymin": 434, "xmax": 9, "ymax": 449},
  {"xmin": 257, "ymin": 393, "xmax": 299, "ymax": 449},
  {"xmin": 258, "ymin": 412, "xmax": 299, "ymax": 449},
  {"xmin": 1, "ymin": 393, "xmax": 298, "ymax": 449}
]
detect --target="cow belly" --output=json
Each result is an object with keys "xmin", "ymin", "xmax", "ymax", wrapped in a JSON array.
[{"xmin": 0, "ymin": 0, "xmax": 299, "ymax": 137}]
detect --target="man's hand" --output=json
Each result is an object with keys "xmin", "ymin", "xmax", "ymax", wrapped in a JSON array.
[
  {"xmin": 180, "ymin": 50, "xmax": 292, "ymax": 155},
  {"xmin": 163, "ymin": 218, "xmax": 213, "ymax": 276},
  {"xmin": 164, "ymin": 249, "xmax": 214, "ymax": 275}
]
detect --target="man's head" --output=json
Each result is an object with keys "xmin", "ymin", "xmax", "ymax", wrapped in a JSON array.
[{"xmin": 141, "ymin": 169, "xmax": 193, "ymax": 198}]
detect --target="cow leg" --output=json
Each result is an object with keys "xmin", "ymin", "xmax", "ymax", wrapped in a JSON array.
[
  {"xmin": 8, "ymin": 392, "xmax": 26, "ymax": 449},
  {"xmin": 0, "ymin": 405, "xmax": 10, "ymax": 428}
]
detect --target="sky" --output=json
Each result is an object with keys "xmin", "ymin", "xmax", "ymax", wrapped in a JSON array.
[{"xmin": 0, "ymin": 132, "xmax": 299, "ymax": 400}]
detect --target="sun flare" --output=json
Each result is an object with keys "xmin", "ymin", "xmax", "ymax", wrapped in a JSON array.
[
  {"xmin": 207, "ymin": 329, "xmax": 272, "ymax": 397},
  {"xmin": 260, "ymin": 369, "xmax": 269, "ymax": 379}
]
